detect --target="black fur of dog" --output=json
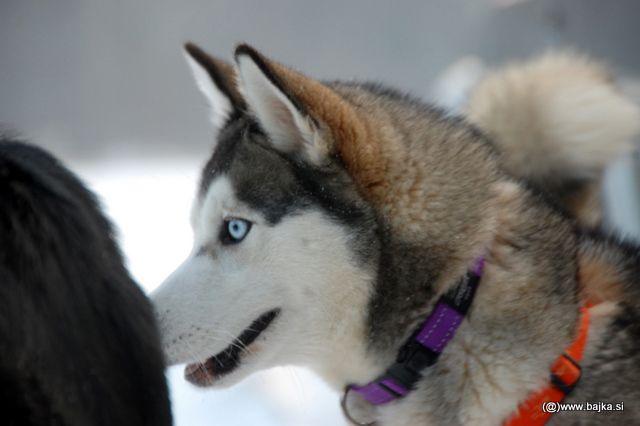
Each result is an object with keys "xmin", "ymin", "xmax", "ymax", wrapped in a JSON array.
[{"xmin": 0, "ymin": 139, "xmax": 172, "ymax": 426}]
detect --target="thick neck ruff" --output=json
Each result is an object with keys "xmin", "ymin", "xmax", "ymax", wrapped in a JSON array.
[{"xmin": 341, "ymin": 257, "xmax": 591, "ymax": 426}]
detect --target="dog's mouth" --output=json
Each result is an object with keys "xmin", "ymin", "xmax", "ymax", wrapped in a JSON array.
[{"xmin": 184, "ymin": 309, "xmax": 280, "ymax": 387}]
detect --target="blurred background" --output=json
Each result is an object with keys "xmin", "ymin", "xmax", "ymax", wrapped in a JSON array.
[{"xmin": 2, "ymin": 0, "xmax": 639, "ymax": 425}]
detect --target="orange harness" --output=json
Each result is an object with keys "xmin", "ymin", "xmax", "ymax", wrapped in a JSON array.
[{"xmin": 504, "ymin": 306, "xmax": 591, "ymax": 426}]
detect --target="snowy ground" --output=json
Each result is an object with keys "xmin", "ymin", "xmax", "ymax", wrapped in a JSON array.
[{"xmin": 74, "ymin": 158, "xmax": 347, "ymax": 426}]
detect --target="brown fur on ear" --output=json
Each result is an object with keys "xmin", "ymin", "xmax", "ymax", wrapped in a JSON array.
[
  {"xmin": 234, "ymin": 44, "xmax": 388, "ymax": 199},
  {"xmin": 185, "ymin": 42, "xmax": 245, "ymax": 110}
]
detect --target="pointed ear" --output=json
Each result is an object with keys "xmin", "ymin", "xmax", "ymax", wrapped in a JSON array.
[
  {"xmin": 234, "ymin": 44, "xmax": 344, "ymax": 165},
  {"xmin": 183, "ymin": 42, "xmax": 245, "ymax": 132},
  {"xmin": 234, "ymin": 44, "xmax": 386, "ymax": 197}
]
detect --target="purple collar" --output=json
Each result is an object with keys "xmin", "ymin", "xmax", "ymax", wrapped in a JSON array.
[{"xmin": 342, "ymin": 256, "xmax": 485, "ymax": 424}]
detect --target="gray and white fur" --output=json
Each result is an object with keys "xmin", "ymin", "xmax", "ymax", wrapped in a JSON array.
[{"xmin": 152, "ymin": 43, "xmax": 640, "ymax": 425}]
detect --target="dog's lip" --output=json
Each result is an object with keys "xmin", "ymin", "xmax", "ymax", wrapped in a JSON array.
[
  {"xmin": 184, "ymin": 359, "xmax": 217, "ymax": 386},
  {"xmin": 184, "ymin": 309, "xmax": 280, "ymax": 387}
]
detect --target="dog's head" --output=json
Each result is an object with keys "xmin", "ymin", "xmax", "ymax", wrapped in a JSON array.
[{"xmin": 152, "ymin": 44, "xmax": 383, "ymax": 389}]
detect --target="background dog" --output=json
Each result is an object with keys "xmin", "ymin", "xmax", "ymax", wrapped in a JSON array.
[
  {"xmin": 0, "ymin": 139, "xmax": 172, "ymax": 426},
  {"xmin": 466, "ymin": 51, "xmax": 639, "ymax": 226}
]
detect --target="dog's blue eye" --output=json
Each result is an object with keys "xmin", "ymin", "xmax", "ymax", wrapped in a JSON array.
[{"xmin": 222, "ymin": 218, "xmax": 251, "ymax": 244}]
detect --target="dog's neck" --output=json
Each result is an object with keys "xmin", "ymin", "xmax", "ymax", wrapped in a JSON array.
[
  {"xmin": 364, "ymin": 188, "xmax": 500, "ymax": 366},
  {"xmin": 321, "ymin": 182, "xmax": 584, "ymax": 425}
]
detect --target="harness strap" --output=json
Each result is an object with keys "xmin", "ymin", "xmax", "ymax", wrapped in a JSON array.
[{"xmin": 503, "ymin": 306, "xmax": 591, "ymax": 426}]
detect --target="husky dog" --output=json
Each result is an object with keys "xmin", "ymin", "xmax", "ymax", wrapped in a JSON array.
[
  {"xmin": 0, "ymin": 140, "xmax": 172, "ymax": 426},
  {"xmin": 153, "ymin": 43, "xmax": 640, "ymax": 425}
]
